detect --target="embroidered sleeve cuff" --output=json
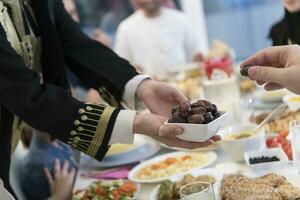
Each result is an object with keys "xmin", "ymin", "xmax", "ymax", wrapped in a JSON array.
[
  {"xmin": 67, "ymin": 104, "xmax": 120, "ymax": 160},
  {"xmin": 109, "ymin": 110, "xmax": 136, "ymax": 145},
  {"xmin": 121, "ymin": 75, "xmax": 151, "ymax": 110}
]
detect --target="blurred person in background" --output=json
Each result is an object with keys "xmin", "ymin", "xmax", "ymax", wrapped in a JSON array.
[
  {"xmin": 45, "ymin": 159, "xmax": 76, "ymax": 200},
  {"xmin": 269, "ymin": 0, "xmax": 300, "ymax": 46},
  {"xmin": 100, "ymin": 0, "xmax": 132, "ymax": 43},
  {"xmin": 21, "ymin": 131, "xmax": 77, "ymax": 200},
  {"xmin": 114, "ymin": 0, "xmax": 203, "ymax": 78},
  {"xmin": 63, "ymin": 0, "xmax": 79, "ymax": 22}
]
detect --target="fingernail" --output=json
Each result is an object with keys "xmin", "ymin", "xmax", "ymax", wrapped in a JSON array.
[
  {"xmin": 175, "ymin": 127, "xmax": 183, "ymax": 135},
  {"xmin": 248, "ymin": 66, "xmax": 258, "ymax": 78}
]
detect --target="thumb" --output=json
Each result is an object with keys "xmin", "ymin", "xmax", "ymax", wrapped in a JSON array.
[
  {"xmin": 159, "ymin": 125, "xmax": 184, "ymax": 138},
  {"xmin": 248, "ymin": 66, "xmax": 287, "ymax": 84}
]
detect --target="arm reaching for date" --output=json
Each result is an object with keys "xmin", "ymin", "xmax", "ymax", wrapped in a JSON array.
[{"xmin": 240, "ymin": 45, "xmax": 300, "ymax": 94}]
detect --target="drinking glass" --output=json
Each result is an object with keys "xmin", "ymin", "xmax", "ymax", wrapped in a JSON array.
[
  {"xmin": 290, "ymin": 120, "xmax": 300, "ymax": 173},
  {"xmin": 180, "ymin": 181, "xmax": 216, "ymax": 200}
]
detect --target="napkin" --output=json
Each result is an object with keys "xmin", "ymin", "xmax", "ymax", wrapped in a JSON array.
[{"xmin": 80, "ymin": 166, "xmax": 132, "ymax": 180}]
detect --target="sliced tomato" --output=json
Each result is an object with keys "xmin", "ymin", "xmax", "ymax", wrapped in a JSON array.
[
  {"xmin": 95, "ymin": 187, "xmax": 106, "ymax": 196},
  {"xmin": 165, "ymin": 157, "xmax": 177, "ymax": 165},
  {"xmin": 119, "ymin": 182, "xmax": 136, "ymax": 193},
  {"xmin": 279, "ymin": 130, "xmax": 289, "ymax": 138}
]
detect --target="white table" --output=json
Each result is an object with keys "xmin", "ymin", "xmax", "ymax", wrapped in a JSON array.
[{"xmin": 74, "ymin": 147, "xmax": 300, "ymax": 200}]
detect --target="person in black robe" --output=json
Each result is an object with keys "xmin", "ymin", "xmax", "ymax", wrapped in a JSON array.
[{"xmin": 0, "ymin": 0, "xmax": 219, "ymax": 198}]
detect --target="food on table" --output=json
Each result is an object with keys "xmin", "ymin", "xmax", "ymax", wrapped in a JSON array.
[
  {"xmin": 249, "ymin": 156, "xmax": 280, "ymax": 164},
  {"xmin": 134, "ymin": 152, "xmax": 209, "ymax": 181},
  {"xmin": 73, "ymin": 180, "xmax": 137, "ymax": 200},
  {"xmin": 288, "ymin": 96, "xmax": 300, "ymax": 102},
  {"xmin": 251, "ymin": 109, "xmax": 300, "ymax": 133},
  {"xmin": 169, "ymin": 77, "xmax": 202, "ymax": 101},
  {"xmin": 157, "ymin": 174, "xmax": 216, "ymax": 200},
  {"xmin": 180, "ymin": 182, "xmax": 209, "ymax": 196},
  {"xmin": 168, "ymin": 100, "xmax": 221, "ymax": 124},
  {"xmin": 240, "ymin": 65, "xmax": 252, "ymax": 77},
  {"xmin": 157, "ymin": 180, "xmax": 174, "ymax": 200},
  {"xmin": 266, "ymin": 130, "xmax": 292, "ymax": 160},
  {"xmin": 220, "ymin": 173, "xmax": 300, "ymax": 200},
  {"xmin": 224, "ymin": 131, "xmax": 253, "ymax": 140},
  {"xmin": 107, "ymin": 144, "xmax": 137, "ymax": 155}
]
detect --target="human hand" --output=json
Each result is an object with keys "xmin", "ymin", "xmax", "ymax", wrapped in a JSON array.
[
  {"xmin": 85, "ymin": 89, "xmax": 103, "ymax": 104},
  {"xmin": 133, "ymin": 113, "xmax": 220, "ymax": 149},
  {"xmin": 241, "ymin": 45, "xmax": 300, "ymax": 94},
  {"xmin": 45, "ymin": 159, "xmax": 76, "ymax": 200},
  {"xmin": 137, "ymin": 80, "xmax": 188, "ymax": 117}
]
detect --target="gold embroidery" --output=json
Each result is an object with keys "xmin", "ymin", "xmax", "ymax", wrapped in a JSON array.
[
  {"xmin": 89, "ymin": 106, "xmax": 115, "ymax": 157},
  {"xmin": 68, "ymin": 104, "xmax": 116, "ymax": 158},
  {"xmin": 99, "ymin": 86, "xmax": 119, "ymax": 107}
]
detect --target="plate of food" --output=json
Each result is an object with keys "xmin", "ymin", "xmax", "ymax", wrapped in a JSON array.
[
  {"xmin": 72, "ymin": 179, "xmax": 140, "ymax": 200},
  {"xmin": 250, "ymin": 109, "xmax": 300, "ymax": 134},
  {"xmin": 166, "ymin": 100, "xmax": 227, "ymax": 142},
  {"xmin": 128, "ymin": 151, "xmax": 217, "ymax": 183},
  {"xmin": 158, "ymin": 141, "xmax": 220, "ymax": 152},
  {"xmin": 283, "ymin": 94, "xmax": 300, "ymax": 111},
  {"xmin": 80, "ymin": 135, "xmax": 161, "ymax": 167},
  {"xmin": 220, "ymin": 173, "xmax": 300, "ymax": 200},
  {"xmin": 149, "ymin": 168, "xmax": 221, "ymax": 200}
]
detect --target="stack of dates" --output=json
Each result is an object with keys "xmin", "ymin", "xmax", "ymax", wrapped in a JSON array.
[{"xmin": 169, "ymin": 100, "xmax": 221, "ymax": 124}]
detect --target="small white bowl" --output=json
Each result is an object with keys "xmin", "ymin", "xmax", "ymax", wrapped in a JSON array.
[
  {"xmin": 283, "ymin": 94, "xmax": 300, "ymax": 111},
  {"xmin": 165, "ymin": 112, "xmax": 227, "ymax": 142},
  {"xmin": 244, "ymin": 148, "xmax": 288, "ymax": 172},
  {"xmin": 218, "ymin": 124, "xmax": 265, "ymax": 162}
]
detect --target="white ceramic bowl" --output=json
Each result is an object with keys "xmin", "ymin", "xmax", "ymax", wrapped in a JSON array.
[
  {"xmin": 244, "ymin": 148, "xmax": 288, "ymax": 172},
  {"xmin": 283, "ymin": 94, "xmax": 300, "ymax": 111},
  {"xmin": 218, "ymin": 124, "xmax": 265, "ymax": 162},
  {"xmin": 165, "ymin": 112, "xmax": 227, "ymax": 142}
]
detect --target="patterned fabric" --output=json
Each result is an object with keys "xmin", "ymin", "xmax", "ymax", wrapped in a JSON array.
[{"xmin": 0, "ymin": 0, "xmax": 138, "ymax": 196}]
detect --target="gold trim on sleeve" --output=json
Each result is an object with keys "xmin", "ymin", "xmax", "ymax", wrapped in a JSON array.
[
  {"xmin": 68, "ymin": 104, "xmax": 116, "ymax": 158},
  {"xmin": 99, "ymin": 86, "xmax": 119, "ymax": 107}
]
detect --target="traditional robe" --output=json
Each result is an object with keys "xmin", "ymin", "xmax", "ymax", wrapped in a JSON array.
[{"xmin": 0, "ymin": 0, "xmax": 138, "ymax": 197}]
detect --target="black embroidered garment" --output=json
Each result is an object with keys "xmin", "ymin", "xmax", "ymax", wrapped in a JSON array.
[{"xmin": 0, "ymin": 0, "xmax": 138, "ymax": 196}]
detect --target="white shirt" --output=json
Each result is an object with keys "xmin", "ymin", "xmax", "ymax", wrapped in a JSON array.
[
  {"xmin": 114, "ymin": 8, "xmax": 199, "ymax": 77},
  {"xmin": 109, "ymin": 74, "xmax": 150, "ymax": 145}
]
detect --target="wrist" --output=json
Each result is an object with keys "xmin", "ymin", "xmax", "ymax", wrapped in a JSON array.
[
  {"xmin": 136, "ymin": 79, "xmax": 154, "ymax": 101},
  {"xmin": 133, "ymin": 113, "xmax": 143, "ymax": 133}
]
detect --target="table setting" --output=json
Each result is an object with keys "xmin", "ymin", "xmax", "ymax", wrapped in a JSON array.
[{"xmin": 72, "ymin": 44, "xmax": 300, "ymax": 200}]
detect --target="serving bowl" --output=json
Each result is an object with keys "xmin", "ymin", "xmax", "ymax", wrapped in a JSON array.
[
  {"xmin": 165, "ymin": 112, "xmax": 227, "ymax": 142},
  {"xmin": 218, "ymin": 124, "xmax": 265, "ymax": 162}
]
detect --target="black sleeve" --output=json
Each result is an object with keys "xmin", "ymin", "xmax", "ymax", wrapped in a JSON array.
[
  {"xmin": 0, "ymin": 24, "xmax": 120, "ymax": 161},
  {"xmin": 53, "ymin": 0, "xmax": 139, "ymax": 106}
]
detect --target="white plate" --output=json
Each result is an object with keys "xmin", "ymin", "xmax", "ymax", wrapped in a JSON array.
[
  {"xmin": 283, "ymin": 94, "xmax": 300, "ymax": 111},
  {"xmin": 128, "ymin": 151, "xmax": 217, "ymax": 183},
  {"xmin": 166, "ymin": 112, "xmax": 227, "ymax": 142},
  {"xmin": 254, "ymin": 89, "xmax": 289, "ymax": 103},
  {"xmin": 159, "ymin": 141, "xmax": 220, "ymax": 152},
  {"xmin": 149, "ymin": 168, "xmax": 222, "ymax": 200},
  {"xmin": 73, "ymin": 179, "xmax": 140, "ymax": 199},
  {"xmin": 80, "ymin": 135, "xmax": 161, "ymax": 168}
]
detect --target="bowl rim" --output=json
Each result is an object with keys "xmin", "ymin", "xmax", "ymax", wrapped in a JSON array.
[
  {"xmin": 219, "ymin": 124, "xmax": 264, "ymax": 142},
  {"xmin": 244, "ymin": 147, "xmax": 288, "ymax": 166},
  {"xmin": 165, "ymin": 111, "xmax": 227, "ymax": 126}
]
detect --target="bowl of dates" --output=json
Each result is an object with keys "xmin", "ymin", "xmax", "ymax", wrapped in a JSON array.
[{"xmin": 166, "ymin": 100, "xmax": 227, "ymax": 142}]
